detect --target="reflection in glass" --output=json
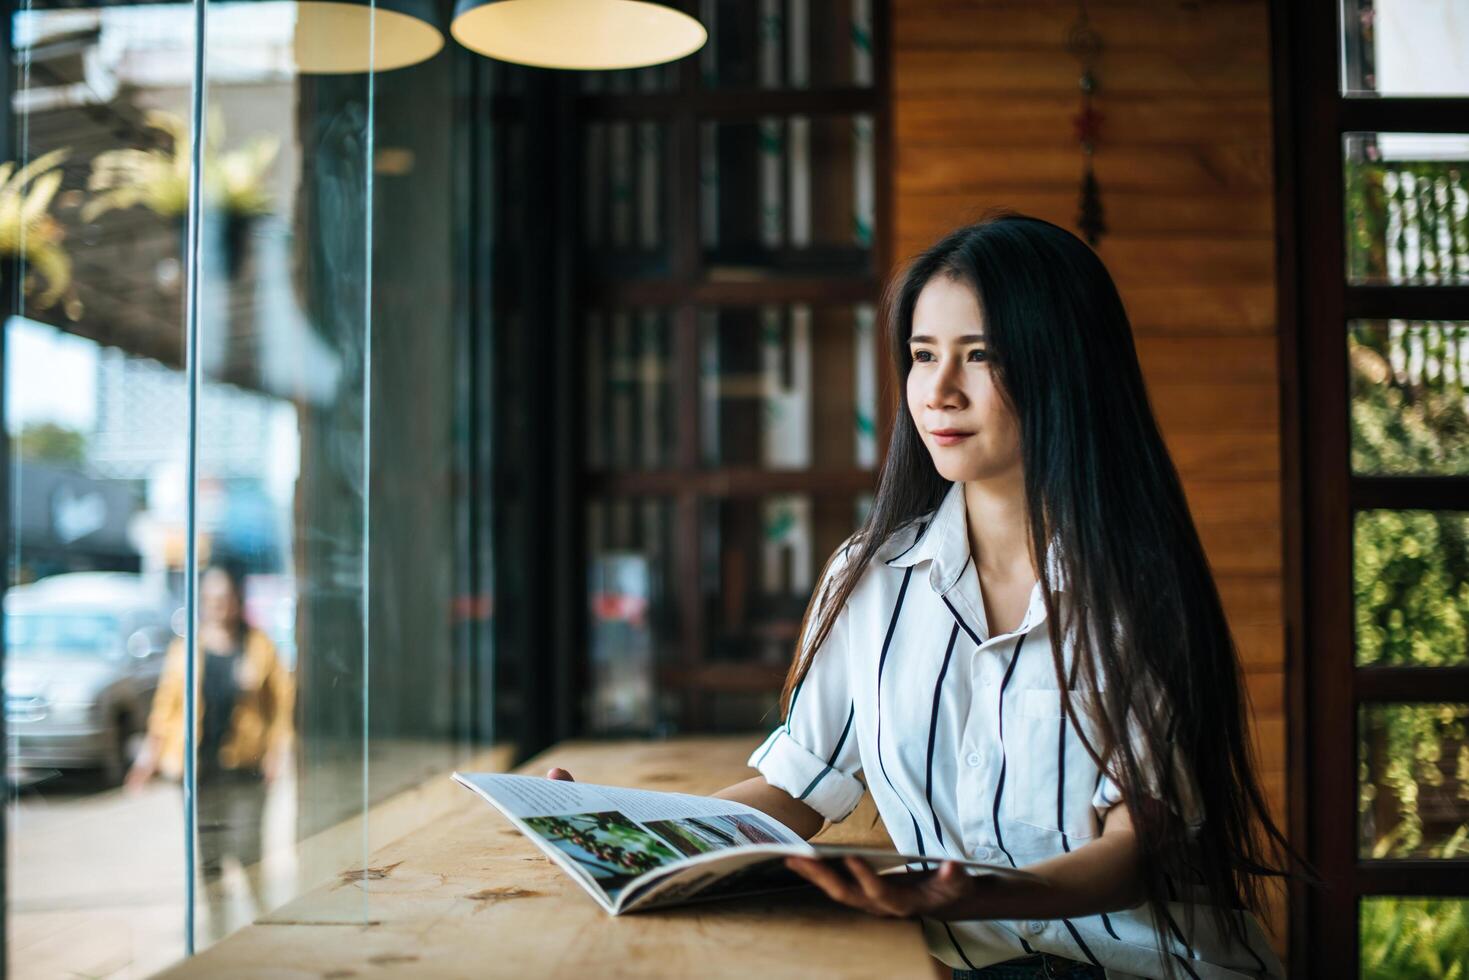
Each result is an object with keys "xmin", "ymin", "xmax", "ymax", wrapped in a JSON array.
[
  {"xmin": 191, "ymin": 4, "xmax": 377, "ymax": 948},
  {"xmin": 1358, "ymin": 704, "xmax": 1469, "ymax": 860},
  {"xmin": 698, "ymin": 0, "xmax": 874, "ymax": 90},
  {"xmin": 699, "ymin": 304, "xmax": 877, "ymax": 470},
  {"xmin": 587, "ymin": 498, "xmax": 674, "ymax": 733},
  {"xmin": 1350, "ymin": 321, "xmax": 1469, "ymax": 475},
  {"xmin": 1360, "ymin": 897, "xmax": 1469, "ymax": 978},
  {"xmin": 1353, "ymin": 510, "xmax": 1469, "ymax": 667},
  {"xmin": 7, "ymin": 5, "xmax": 197, "ymax": 975},
  {"xmin": 1340, "ymin": 0, "xmax": 1469, "ymax": 98},
  {"xmin": 1344, "ymin": 132, "xmax": 1469, "ymax": 286},
  {"xmin": 701, "ymin": 114, "xmax": 875, "ymax": 275},
  {"xmin": 196, "ymin": 0, "xmax": 482, "ymax": 954},
  {"xmin": 585, "ymin": 309, "xmax": 675, "ymax": 470}
]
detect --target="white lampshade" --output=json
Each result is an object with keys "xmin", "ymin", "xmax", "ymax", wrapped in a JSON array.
[
  {"xmin": 451, "ymin": 0, "xmax": 706, "ymax": 70},
  {"xmin": 290, "ymin": 0, "xmax": 444, "ymax": 74}
]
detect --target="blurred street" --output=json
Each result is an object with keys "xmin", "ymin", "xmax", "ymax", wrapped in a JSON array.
[{"xmin": 8, "ymin": 765, "xmax": 295, "ymax": 980}]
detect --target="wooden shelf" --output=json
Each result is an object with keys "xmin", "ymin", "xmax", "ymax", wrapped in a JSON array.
[{"xmin": 572, "ymin": 2, "xmax": 892, "ymax": 733}]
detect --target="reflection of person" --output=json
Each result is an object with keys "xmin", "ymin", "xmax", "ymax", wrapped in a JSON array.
[
  {"xmin": 126, "ymin": 559, "xmax": 295, "ymax": 941},
  {"xmin": 548, "ymin": 215, "xmax": 1299, "ymax": 979}
]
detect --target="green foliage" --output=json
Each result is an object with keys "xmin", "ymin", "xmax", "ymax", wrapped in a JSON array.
[
  {"xmin": 0, "ymin": 148, "xmax": 72, "ymax": 308},
  {"xmin": 1350, "ymin": 320, "xmax": 1469, "ymax": 672},
  {"xmin": 1344, "ymin": 152, "xmax": 1469, "ymax": 286},
  {"xmin": 1348, "ymin": 303, "xmax": 1469, "ymax": 965},
  {"xmin": 15, "ymin": 421, "xmax": 87, "ymax": 466},
  {"xmin": 1361, "ymin": 898, "xmax": 1469, "ymax": 980},
  {"xmin": 84, "ymin": 108, "xmax": 278, "ymax": 223}
]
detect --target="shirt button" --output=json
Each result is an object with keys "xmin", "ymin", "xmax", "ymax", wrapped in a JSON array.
[
  {"xmin": 973, "ymin": 846, "xmax": 993, "ymax": 861},
  {"xmin": 965, "ymin": 753, "xmax": 982, "ymax": 768},
  {"xmin": 1028, "ymin": 920, "xmax": 1046, "ymax": 936}
]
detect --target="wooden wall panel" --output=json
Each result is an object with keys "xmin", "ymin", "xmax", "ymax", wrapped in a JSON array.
[{"xmin": 890, "ymin": 0, "xmax": 1289, "ymax": 955}]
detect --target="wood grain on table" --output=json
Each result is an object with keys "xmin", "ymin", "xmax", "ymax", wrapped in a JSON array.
[{"xmin": 154, "ymin": 736, "xmax": 937, "ymax": 979}]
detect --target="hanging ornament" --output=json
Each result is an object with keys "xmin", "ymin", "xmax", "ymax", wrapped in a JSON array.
[{"xmin": 1066, "ymin": 3, "xmax": 1106, "ymax": 246}]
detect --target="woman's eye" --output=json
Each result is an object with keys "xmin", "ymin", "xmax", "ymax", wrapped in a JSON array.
[
  {"xmin": 968, "ymin": 349, "xmax": 989, "ymax": 362},
  {"xmin": 912, "ymin": 350, "xmax": 934, "ymax": 363}
]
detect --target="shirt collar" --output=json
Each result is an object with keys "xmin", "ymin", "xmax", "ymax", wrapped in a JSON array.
[{"xmin": 879, "ymin": 481, "xmax": 1068, "ymax": 596}]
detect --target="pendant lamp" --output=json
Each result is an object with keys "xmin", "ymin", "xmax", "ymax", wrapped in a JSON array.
[
  {"xmin": 288, "ymin": 0, "xmax": 443, "ymax": 74},
  {"xmin": 451, "ymin": 0, "xmax": 706, "ymax": 71}
]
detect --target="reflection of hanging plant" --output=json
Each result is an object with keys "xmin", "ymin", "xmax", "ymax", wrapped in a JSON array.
[
  {"xmin": 83, "ymin": 108, "xmax": 279, "ymax": 222},
  {"xmin": 0, "ymin": 148, "xmax": 71, "ymax": 308}
]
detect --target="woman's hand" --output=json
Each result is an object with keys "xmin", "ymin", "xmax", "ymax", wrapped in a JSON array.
[
  {"xmin": 124, "ymin": 756, "xmax": 156, "ymax": 794},
  {"xmin": 784, "ymin": 856, "xmax": 989, "ymax": 919},
  {"xmin": 546, "ymin": 768, "xmax": 574, "ymax": 781},
  {"xmin": 787, "ymin": 801, "xmax": 1146, "ymax": 922},
  {"xmin": 124, "ymin": 737, "xmax": 161, "ymax": 795},
  {"xmin": 262, "ymin": 744, "xmax": 291, "ymax": 786}
]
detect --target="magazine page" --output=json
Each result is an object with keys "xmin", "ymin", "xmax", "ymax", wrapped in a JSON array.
[
  {"xmin": 453, "ymin": 772, "xmax": 809, "ymax": 912},
  {"xmin": 453, "ymin": 772, "xmax": 1042, "ymax": 915},
  {"xmin": 615, "ymin": 844, "xmax": 816, "ymax": 911},
  {"xmin": 618, "ymin": 844, "xmax": 1043, "ymax": 913}
]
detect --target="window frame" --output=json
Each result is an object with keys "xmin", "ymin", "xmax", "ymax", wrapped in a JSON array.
[{"xmin": 1273, "ymin": 0, "xmax": 1469, "ymax": 974}]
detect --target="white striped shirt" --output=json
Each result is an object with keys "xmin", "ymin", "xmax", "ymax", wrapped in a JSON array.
[{"xmin": 750, "ymin": 479, "xmax": 1283, "ymax": 980}]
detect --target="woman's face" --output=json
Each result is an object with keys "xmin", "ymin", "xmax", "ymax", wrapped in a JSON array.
[
  {"xmin": 201, "ymin": 568, "xmax": 242, "ymax": 631},
  {"xmin": 905, "ymin": 274, "xmax": 1023, "ymax": 483}
]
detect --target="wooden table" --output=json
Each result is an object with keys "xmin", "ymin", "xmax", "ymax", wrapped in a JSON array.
[{"xmin": 156, "ymin": 737, "xmax": 938, "ymax": 979}]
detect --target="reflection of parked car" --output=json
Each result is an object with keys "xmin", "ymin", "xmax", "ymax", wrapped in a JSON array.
[{"xmin": 5, "ymin": 573, "xmax": 177, "ymax": 783}]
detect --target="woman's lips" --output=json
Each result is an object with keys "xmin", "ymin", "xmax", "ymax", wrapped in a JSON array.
[{"xmin": 929, "ymin": 429, "xmax": 974, "ymax": 446}]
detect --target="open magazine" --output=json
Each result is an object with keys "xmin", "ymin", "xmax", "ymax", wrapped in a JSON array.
[{"xmin": 453, "ymin": 771, "xmax": 1040, "ymax": 915}]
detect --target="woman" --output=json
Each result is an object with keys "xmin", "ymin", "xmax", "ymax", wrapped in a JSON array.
[
  {"xmin": 553, "ymin": 212, "xmax": 1297, "ymax": 979},
  {"xmin": 127, "ymin": 559, "xmax": 294, "ymax": 941}
]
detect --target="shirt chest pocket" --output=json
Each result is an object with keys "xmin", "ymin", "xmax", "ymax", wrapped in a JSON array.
[{"xmin": 1002, "ymin": 687, "xmax": 1102, "ymax": 840}]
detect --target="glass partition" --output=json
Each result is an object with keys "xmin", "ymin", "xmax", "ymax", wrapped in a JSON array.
[
  {"xmin": 191, "ymin": 0, "xmax": 381, "ymax": 949},
  {"xmin": 6, "ymin": 5, "xmax": 199, "ymax": 973},
  {"xmin": 6, "ymin": 0, "xmax": 502, "ymax": 973}
]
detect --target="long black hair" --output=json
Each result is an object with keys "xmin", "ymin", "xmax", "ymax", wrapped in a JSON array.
[{"xmin": 781, "ymin": 210, "xmax": 1301, "ymax": 961}]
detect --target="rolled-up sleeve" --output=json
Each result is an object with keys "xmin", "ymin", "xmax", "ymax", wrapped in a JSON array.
[{"xmin": 748, "ymin": 541, "xmax": 865, "ymax": 824}]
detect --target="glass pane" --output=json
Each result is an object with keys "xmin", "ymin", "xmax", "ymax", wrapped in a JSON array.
[
  {"xmin": 1350, "ymin": 321, "xmax": 1469, "ymax": 475},
  {"xmin": 701, "ymin": 493, "xmax": 861, "ymax": 662},
  {"xmin": 1359, "ymin": 704, "xmax": 1469, "ymax": 859},
  {"xmin": 699, "ymin": 304, "xmax": 878, "ymax": 469},
  {"xmin": 1340, "ymin": 0, "xmax": 1469, "ymax": 98},
  {"xmin": 6, "ymin": 6, "xmax": 196, "ymax": 975},
  {"xmin": 581, "ymin": 119, "xmax": 672, "ymax": 278},
  {"xmin": 585, "ymin": 309, "xmax": 676, "ymax": 471},
  {"xmin": 587, "ymin": 498, "xmax": 676, "ymax": 734},
  {"xmin": 1344, "ymin": 132, "xmax": 1469, "ymax": 286},
  {"xmin": 191, "ymin": 0, "xmax": 482, "ymax": 953},
  {"xmin": 191, "ymin": 1, "xmax": 374, "ymax": 950},
  {"xmin": 701, "ymin": 114, "xmax": 875, "ymax": 276},
  {"xmin": 1353, "ymin": 510, "xmax": 1469, "ymax": 667},
  {"xmin": 1361, "ymin": 898, "xmax": 1469, "ymax": 978},
  {"xmin": 698, "ymin": 0, "xmax": 875, "ymax": 90}
]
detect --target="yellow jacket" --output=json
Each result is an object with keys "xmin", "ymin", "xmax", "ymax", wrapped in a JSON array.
[{"xmin": 145, "ymin": 628, "xmax": 295, "ymax": 780}]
